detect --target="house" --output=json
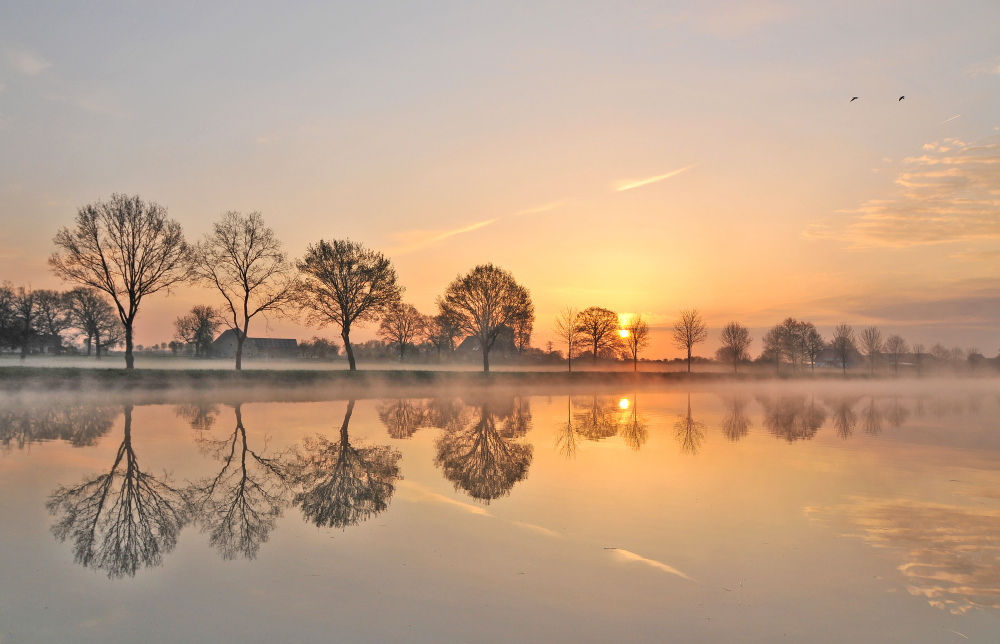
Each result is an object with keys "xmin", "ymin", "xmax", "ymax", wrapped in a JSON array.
[{"xmin": 212, "ymin": 329, "xmax": 298, "ymax": 359}]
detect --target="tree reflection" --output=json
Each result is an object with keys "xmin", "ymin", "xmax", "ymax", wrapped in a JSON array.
[
  {"xmin": 884, "ymin": 398, "xmax": 911, "ymax": 428},
  {"xmin": 46, "ymin": 405, "xmax": 190, "ymax": 578},
  {"xmin": 860, "ymin": 397, "xmax": 884, "ymax": 436},
  {"xmin": 434, "ymin": 399, "xmax": 533, "ymax": 503},
  {"xmin": 674, "ymin": 394, "xmax": 706, "ymax": 455},
  {"xmin": 293, "ymin": 400, "xmax": 402, "ymax": 529},
  {"xmin": 553, "ymin": 397, "xmax": 581, "ymax": 459},
  {"xmin": 720, "ymin": 395, "xmax": 753, "ymax": 442},
  {"xmin": 188, "ymin": 404, "xmax": 293, "ymax": 560},
  {"xmin": 828, "ymin": 397, "xmax": 860, "ymax": 439},
  {"xmin": 377, "ymin": 399, "xmax": 428, "ymax": 439},
  {"xmin": 0, "ymin": 402, "xmax": 118, "ymax": 451},
  {"xmin": 619, "ymin": 396, "xmax": 649, "ymax": 451},
  {"xmin": 175, "ymin": 403, "xmax": 220, "ymax": 432},
  {"xmin": 573, "ymin": 395, "xmax": 621, "ymax": 441},
  {"xmin": 757, "ymin": 395, "xmax": 826, "ymax": 442}
]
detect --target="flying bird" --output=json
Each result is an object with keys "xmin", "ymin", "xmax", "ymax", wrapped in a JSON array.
[
  {"xmin": 899, "ymin": 96, "xmax": 905, "ymax": 101},
  {"xmin": 850, "ymin": 97, "xmax": 858, "ymax": 102}
]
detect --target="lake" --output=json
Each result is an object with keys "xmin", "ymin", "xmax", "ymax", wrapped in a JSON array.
[{"xmin": 0, "ymin": 380, "xmax": 997, "ymax": 642}]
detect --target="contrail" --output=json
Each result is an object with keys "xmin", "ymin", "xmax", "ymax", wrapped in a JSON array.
[
  {"xmin": 940, "ymin": 114, "xmax": 961, "ymax": 124},
  {"xmin": 615, "ymin": 164, "xmax": 698, "ymax": 192}
]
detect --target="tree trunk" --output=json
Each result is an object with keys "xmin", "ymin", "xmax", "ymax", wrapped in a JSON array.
[
  {"xmin": 86, "ymin": 335, "xmax": 92, "ymax": 356},
  {"xmin": 687, "ymin": 347, "xmax": 692, "ymax": 373},
  {"xmin": 95, "ymin": 333, "xmax": 102, "ymax": 361},
  {"xmin": 568, "ymin": 344, "xmax": 572, "ymax": 372},
  {"xmin": 235, "ymin": 330, "xmax": 245, "ymax": 371},
  {"xmin": 483, "ymin": 345, "xmax": 490, "ymax": 372},
  {"xmin": 20, "ymin": 342, "xmax": 27, "ymax": 360},
  {"xmin": 342, "ymin": 329, "xmax": 356, "ymax": 371},
  {"xmin": 633, "ymin": 353, "xmax": 637, "ymax": 372},
  {"xmin": 341, "ymin": 399, "xmax": 355, "ymax": 443},
  {"xmin": 593, "ymin": 339, "xmax": 598, "ymax": 364},
  {"xmin": 125, "ymin": 322, "xmax": 134, "ymax": 370}
]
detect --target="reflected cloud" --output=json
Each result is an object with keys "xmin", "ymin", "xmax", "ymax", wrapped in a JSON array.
[{"xmin": 608, "ymin": 548, "xmax": 694, "ymax": 581}]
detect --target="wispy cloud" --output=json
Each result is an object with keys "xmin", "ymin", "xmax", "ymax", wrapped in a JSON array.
[
  {"xmin": 615, "ymin": 164, "xmax": 697, "ymax": 192},
  {"xmin": 398, "ymin": 480, "xmax": 491, "ymax": 516},
  {"xmin": 607, "ymin": 548, "xmax": 695, "ymax": 580},
  {"xmin": 806, "ymin": 139, "xmax": 1000, "ymax": 248},
  {"xmin": 8, "ymin": 50, "xmax": 51, "ymax": 75},
  {"xmin": 941, "ymin": 115, "xmax": 961, "ymax": 124}
]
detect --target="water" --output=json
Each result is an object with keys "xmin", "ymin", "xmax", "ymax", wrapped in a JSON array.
[{"xmin": 1, "ymin": 381, "xmax": 998, "ymax": 642}]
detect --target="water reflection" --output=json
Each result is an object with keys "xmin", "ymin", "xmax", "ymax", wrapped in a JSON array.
[
  {"xmin": 757, "ymin": 395, "xmax": 826, "ymax": 442},
  {"xmin": 619, "ymin": 396, "xmax": 649, "ymax": 451},
  {"xmin": 434, "ymin": 399, "xmax": 533, "ymax": 503},
  {"xmin": 293, "ymin": 400, "xmax": 402, "ymax": 529},
  {"xmin": 828, "ymin": 396, "xmax": 860, "ymax": 439},
  {"xmin": 0, "ymin": 403, "xmax": 118, "ymax": 451},
  {"xmin": 377, "ymin": 399, "xmax": 428, "ymax": 439},
  {"xmin": 861, "ymin": 397, "xmax": 884, "ymax": 436},
  {"xmin": 188, "ymin": 404, "xmax": 293, "ymax": 560},
  {"xmin": 573, "ymin": 395, "xmax": 622, "ymax": 441},
  {"xmin": 674, "ymin": 394, "xmax": 706, "ymax": 455},
  {"xmin": 46, "ymin": 405, "xmax": 190, "ymax": 579},
  {"xmin": 720, "ymin": 395, "xmax": 752, "ymax": 442}
]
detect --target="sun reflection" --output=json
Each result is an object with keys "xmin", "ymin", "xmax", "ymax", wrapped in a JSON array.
[{"xmin": 619, "ymin": 398, "xmax": 629, "ymax": 409}]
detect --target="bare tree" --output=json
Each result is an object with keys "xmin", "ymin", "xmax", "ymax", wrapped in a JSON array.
[
  {"xmin": 672, "ymin": 309, "xmax": 708, "ymax": 372},
  {"xmin": 858, "ymin": 326, "xmax": 883, "ymax": 375},
  {"xmin": 296, "ymin": 239, "xmax": 403, "ymax": 371},
  {"xmin": 716, "ymin": 321, "xmax": 752, "ymax": 373},
  {"xmin": 576, "ymin": 306, "xmax": 622, "ymax": 364},
  {"xmin": 438, "ymin": 264, "xmax": 533, "ymax": 372},
  {"xmin": 34, "ymin": 290, "xmax": 73, "ymax": 355},
  {"xmin": 65, "ymin": 287, "xmax": 123, "ymax": 359},
  {"xmin": 49, "ymin": 194, "xmax": 191, "ymax": 369},
  {"xmin": 377, "ymin": 302, "xmax": 427, "ymax": 360},
  {"xmin": 552, "ymin": 307, "xmax": 582, "ymax": 372},
  {"xmin": 912, "ymin": 343, "xmax": 925, "ymax": 376},
  {"xmin": 831, "ymin": 323, "xmax": 856, "ymax": 374},
  {"xmin": 427, "ymin": 309, "xmax": 463, "ymax": 359},
  {"xmin": 0, "ymin": 285, "xmax": 15, "ymax": 352},
  {"xmin": 760, "ymin": 325, "xmax": 785, "ymax": 373},
  {"xmin": 192, "ymin": 212, "xmax": 297, "ymax": 370},
  {"xmin": 11, "ymin": 286, "xmax": 38, "ymax": 359},
  {"xmin": 800, "ymin": 323, "xmax": 825, "ymax": 373},
  {"xmin": 510, "ymin": 299, "xmax": 535, "ymax": 356},
  {"xmin": 174, "ymin": 305, "xmax": 224, "ymax": 358},
  {"xmin": 884, "ymin": 334, "xmax": 908, "ymax": 376},
  {"xmin": 621, "ymin": 314, "xmax": 650, "ymax": 372}
]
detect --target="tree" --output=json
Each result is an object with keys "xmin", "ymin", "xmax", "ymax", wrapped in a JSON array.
[
  {"xmin": 173, "ymin": 305, "xmax": 223, "ymax": 358},
  {"xmin": 65, "ymin": 287, "xmax": 123, "ymax": 358},
  {"xmin": 552, "ymin": 307, "xmax": 582, "ymax": 372},
  {"xmin": 11, "ymin": 286, "xmax": 38, "ymax": 359},
  {"xmin": 192, "ymin": 212, "xmax": 297, "ymax": 370},
  {"xmin": 49, "ymin": 194, "xmax": 192, "ymax": 369},
  {"xmin": 831, "ymin": 324, "xmax": 856, "ymax": 374},
  {"xmin": 0, "ymin": 285, "xmax": 15, "ymax": 351},
  {"xmin": 858, "ymin": 326, "xmax": 883, "ymax": 375},
  {"xmin": 716, "ymin": 321, "xmax": 752, "ymax": 373},
  {"xmin": 760, "ymin": 325, "xmax": 785, "ymax": 373},
  {"xmin": 884, "ymin": 334, "xmax": 908, "ymax": 376},
  {"xmin": 377, "ymin": 302, "xmax": 427, "ymax": 360},
  {"xmin": 672, "ymin": 309, "xmax": 708, "ymax": 372},
  {"xmin": 620, "ymin": 314, "xmax": 650, "ymax": 371},
  {"xmin": 674, "ymin": 394, "xmax": 706, "ymax": 455},
  {"xmin": 510, "ymin": 299, "xmax": 535, "ymax": 356},
  {"xmin": 575, "ymin": 306, "xmax": 622, "ymax": 364},
  {"xmin": 299, "ymin": 336, "xmax": 340, "ymax": 359},
  {"xmin": 912, "ymin": 343, "xmax": 926, "ymax": 376},
  {"xmin": 34, "ymin": 290, "xmax": 73, "ymax": 355},
  {"xmin": 296, "ymin": 239, "xmax": 402, "ymax": 371},
  {"xmin": 428, "ymin": 310, "xmax": 463, "ymax": 358},
  {"xmin": 438, "ymin": 264, "xmax": 533, "ymax": 372},
  {"xmin": 800, "ymin": 323, "xmax": 825, "ymax": 373}
]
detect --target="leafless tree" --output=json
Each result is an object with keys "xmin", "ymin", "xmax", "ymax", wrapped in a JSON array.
[
  {"xmin": 438, "ymin": 264, "xmax": 533, "ymax": 372},
  {"xmin": 174, "ymin": 305, "xmax": 224, "ymax": 358},
  {"xmin": 377, "ymin": 302, "xmax": 427, "ymax": 360},
  {"xmin": 831, "ymin": 323, "xmax": 856, "ymax": 374},
  {"xmin": 800, "ymin": 322, "xmax": 825, "ymax": 373},
  {"xmin": 428, "ymin": 310, "xmax": 463, "ymax": 358},
  {"xmin": 192, "ymin": 212, "xmax": 297, "ymax": 370},
  {"xmin": 49, "ymin": 194, "xmax": 191, "ymax": 369},
  {"xmin": 621, "ymin": 314, "xmax": 650, "ymax": 371},
  {"xmin": 65, "ymin": 287, "xmax": 123, "ymax": 358},
  {"xmin": 859, "ymin": 326, "xmax": 883, "ymax": 375},
  {"xmin": 510, "ymin": 299, "xmax": 535, "ymax": 356},
  {"xmin": 0, "ymin": 285, "xmax": 15, "ymax": 351},
  {"xmin": 672, "ymin": 309, "xmax": 708, "ymax": 372},
  {"xmin": 11, "ymin": 286, "xmax": 38, "ymax": 359},
  {"xmin": 34, "ymin": 290, "xmax": 73, "ymax": 355},
  {"xmin": 716, "ymin": 321, "xmax": 752, "ymax": 373},
  {"xmin": 761, "ymin": 325, "xmax": 785, "ymax": 373},
  {"xmin": 884, "ymin": 334, "xmax": 908, "ymax": 376},
  {"xmin": 912, "ymin": 343, "xmax": 926, "ymax": 376},
  {"xmin": 576, "ymin": 306, "xmax": 622, "ymax": 364},
  {"xmin": 296, "ymin": 240, "xmax": 403, "ymax": 371},
  {"xmin": 553, "ymin": 307, "xmax": 582, "ymax": 372}
]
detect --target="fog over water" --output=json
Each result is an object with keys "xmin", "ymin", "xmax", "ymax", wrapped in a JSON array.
[{"xmin": 1, "ymin": 379, "xmax": 998, "ymax": 642}]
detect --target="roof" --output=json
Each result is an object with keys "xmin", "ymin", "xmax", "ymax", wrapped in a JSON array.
[{"xmin": 213, "ymin": 329, "xmax": 297, "ymax": 349}]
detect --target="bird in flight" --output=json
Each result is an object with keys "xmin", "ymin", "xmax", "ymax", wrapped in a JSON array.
[
  {"xmin": 850, "ymin": 97, "xmax": 858, "ymax": 102},
  {"xmin": 899, "ymin": 96, "xmax": 905, "ymax": 101}
]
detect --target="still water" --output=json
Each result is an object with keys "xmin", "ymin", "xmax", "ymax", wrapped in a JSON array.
[{"xmin": 1, "ymin": 382, "xmax": 998, "ymax": 642}]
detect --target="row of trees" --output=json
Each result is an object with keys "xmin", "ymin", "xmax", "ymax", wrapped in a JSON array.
[{"xmin": 49, "ymin": 194, "xmax": 535, "ymax": 371}]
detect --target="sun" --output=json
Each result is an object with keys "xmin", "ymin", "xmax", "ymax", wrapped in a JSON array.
[
  {"xmin": 619, "ymin": 329, "xmax": 629, "ymax": 338},
  {"xmin": 619, "ymin": 398, "xmax": 629, "ymax": 409}
]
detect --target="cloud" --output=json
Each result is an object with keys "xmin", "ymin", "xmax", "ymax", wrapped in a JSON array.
[
  {"xmin": 806, "ymin": 139, "xmax": 1000, "ymax": 248},
  {"xmin": 940, "ymin": 115, "xmax": 961, "ymax": 124},
  {"xmin": 9, "ymin": 51, "xmax": 51, "ymax": 75},
  {"xmin": 607, "ymin": 548, "xmax": 694, "ymax": 581},
  {"xmin": 397, "ymin": 480, "xmax": 491, "ymax": 516},
  {"xmin": 969, "ymin": 58, "xmax": 1000, "ymax": 77},
  {"xmin": 675, "ymin": 1, "xmax": 790, "ymax": 37},
  {"xmin": 615, "ymin": 164, "xmax": 698, "ymax": 192}
]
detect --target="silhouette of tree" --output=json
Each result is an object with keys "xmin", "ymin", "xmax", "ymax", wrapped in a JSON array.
[
  {"xmin": 434, "ymin": 400, "xmax": 533, "ymax": 503},
  {"xmin": 721, "ymin": 395, "xmax": 753, "ymax": 442},
  {"xmin": 829, "ymin": 397, "xmax": 860, "ymax": 439},
  {"xmin": 378, "ymin": 303, "xmax": 428, "ymax": 360},
  {"xmin": 757, "ymin": 395, "xmax": 826, "ymax": 442},
  {"xmin": 576, "ymin": 307, "xmax": 623, "ymax": 364},
  {"xmin": 573, "ymin": 395, "xmax": 622, "ymax": 441},
  {"xmin": 377, "ymin": 399, "xmax": 428, "ymax": 439},
  {"xmin": 438, "ymin": 264, "xmax": 533, "ymax": 372},
  {"xmin": 553, "ymin": 307, "xmax": 582, "ymax": 372},
  {"xmin": 831, "ymin": 324, "xmax": 856, "ymax": 374},
  {"xmin": 619, "ymin": 396, "xmax": 649, "ymax": 451},
  {"xmin": 621, "ymin": 314, "xmax": 650, "ymax": 372},
  {"xmin": 50, "ymin": 194, "xmax": 192, "ymax": 369},
  {"xmin": 672, "ymin": 309, "xmax": 708, "ymax": 373},
  {"xmin": 297, "ymin": 240, "xmax": 403, "ymax": 371},
  {"xmin": 884, "ymin": 335, "xmax": 908, "ymax": 376},
  {"xmin": 428, "ymin": 310, "xmax": 463, "ymax": 358},
  {"xmin": 716, "ymin": 321, "xmax": 752, "ymax": 373},
  {"xmin": 0, "ymin": 285, "xmax": 16, "ymax": 350},
  {"xmin": 912, "ymin": 343, "xmax": 926, "ymax": 376},
  {"xmin": 861, "ymin": 397, "xmax": 884, "ymax": 436},
  {"xmin": 66, "ymin": 287, "xmax": 123, "ymax": 358},
  {"xmin": 293, "ymin": 400, "xmax": 402, "ymax": 528},
  {"xmin": 0, "ymin": 402, "xmax": 119, "ymax": 452},
  {"xmin": 46, "ymin": 405, "xmax": 191, "ymax": 578},
  {"xmin": 34, "ymin": 290, "xmax": 73, "ymax": 355},
  {"xmin": 174, "ymin": 305, "xmax": 224, "ymax": 358},
  {"xmin": 510, "ymin": 298, "xmax": 535, "ymax": 356},
  {"xmin": 188, "ymin": 404, "xmax": 293, "ymax": 560},
  {"xmin": 674, "ymin": 394, "xmax": 706, "ymax": 454},
  {"xmin": 859, "ymin": 326, "xmax": 883, "ymax": 375},
  {"xmin": 11, "ymin": 286, "xmax": 38, "ymax": 359},
  {"xmin": 800, "ymin": 323, "xmax": 825, "ymax": 373}
]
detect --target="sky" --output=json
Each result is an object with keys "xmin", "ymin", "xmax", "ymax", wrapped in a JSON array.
[{"xmin": 1, "ymin": 0, "xmax": 999, "ymax": 358}]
